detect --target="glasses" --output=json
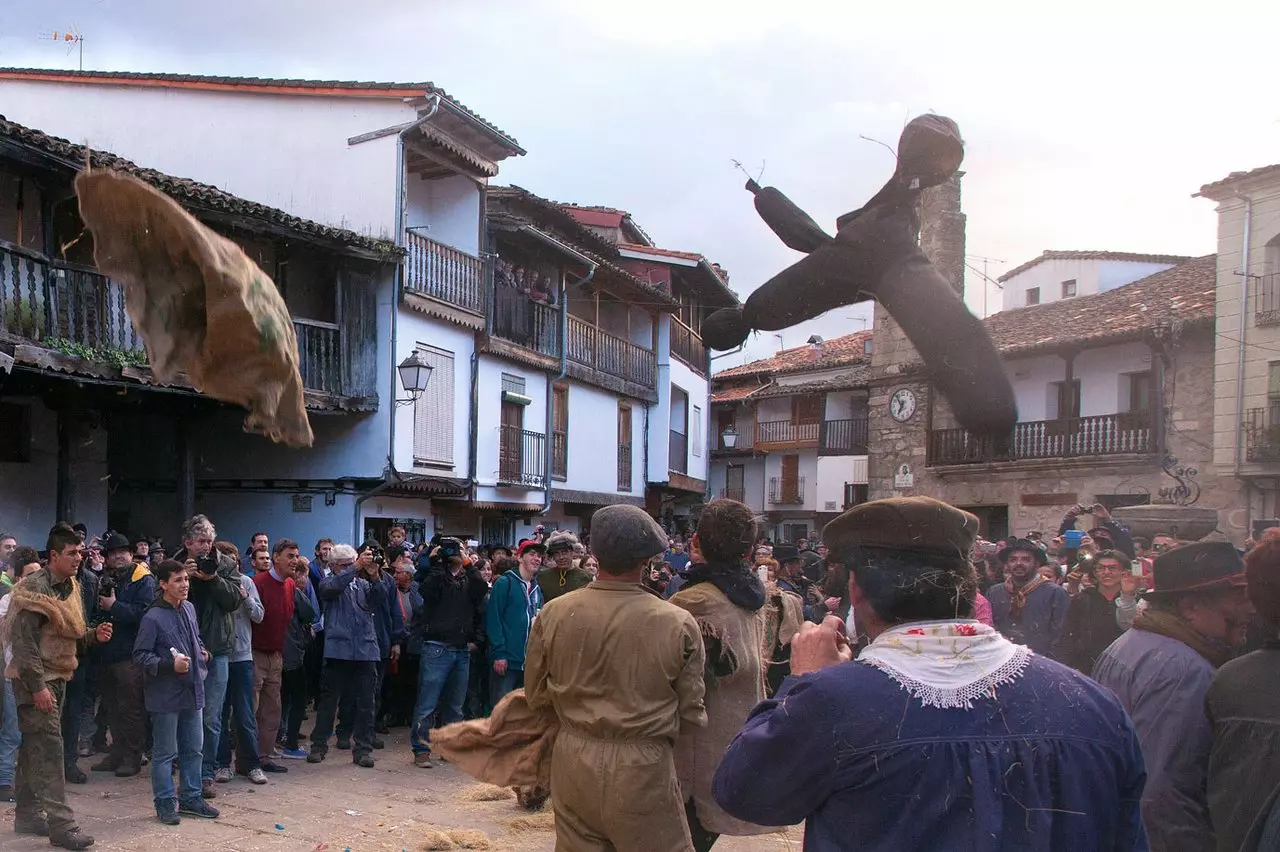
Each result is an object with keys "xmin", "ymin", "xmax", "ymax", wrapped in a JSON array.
[{"xmin": 1093, "ymin": 563, "xmax": 1126, "ymax": 573}]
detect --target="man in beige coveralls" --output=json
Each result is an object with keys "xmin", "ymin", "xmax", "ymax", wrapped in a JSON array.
[{"xmin": 526, "ymin": 505, "xmax": 707, "ymax": 852}]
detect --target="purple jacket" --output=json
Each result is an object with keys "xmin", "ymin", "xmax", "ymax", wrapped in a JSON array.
[{"xmin": 133, "ymin": 598, "xmax": 207, "ymax": 714}]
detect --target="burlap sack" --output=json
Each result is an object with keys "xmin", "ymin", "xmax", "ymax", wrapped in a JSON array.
[
  {"xmin": 431, "ymin": 688, "xmax": 558, "ymax": 790},
  {"xmin": 74, "ymin": 170, "xmax": 313, "ymax": 447}
]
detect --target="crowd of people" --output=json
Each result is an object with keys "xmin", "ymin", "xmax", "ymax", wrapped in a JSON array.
[{"xmin": 0, "ymin": 494, "xmax": 1276, "ymax": 850}]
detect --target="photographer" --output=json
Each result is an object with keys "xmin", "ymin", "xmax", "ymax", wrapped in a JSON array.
[
  {"xmin": 1058, "ymin": 503, "xmax": 1135, "ymax": 561},
  {"xmin": 1052, "ymin": 550, "xmax": 1133, "ymax": 675},
  {"xmin": 343, "ymin": 542, "xmax": 401, "ymax": 748},
  {"xmin": 175, "ymin": 516, "xmax": 242, "ymax": 799}
]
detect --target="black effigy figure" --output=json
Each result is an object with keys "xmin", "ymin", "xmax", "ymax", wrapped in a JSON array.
[{"xmin": 702, "ymin": 115, "xmax": 1017, "ymax": 436}]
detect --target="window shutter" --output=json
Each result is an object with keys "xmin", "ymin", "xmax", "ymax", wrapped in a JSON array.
[
  {"xmin": 413, "ymin": 346, "xmax": 455, "ymax": 466},
  {"xmin": 691, "ymin": 405, "xmax": 703, "ymax": 457}
]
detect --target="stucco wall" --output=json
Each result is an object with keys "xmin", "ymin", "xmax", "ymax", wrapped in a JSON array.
[
  {"xmin": 404, "ymin": 173, "xmax": 482, "ymax": 255},
  {"xmin": 393, "ymin": 312, "xmax": 475, "ymax": 478},
  {"xmin": 999, "ymin": 258, "xmax": 1176, "ymax": 312},
  {"xmin": 559, "ymin": 380, "xmax": 645, "ymax": 497}
]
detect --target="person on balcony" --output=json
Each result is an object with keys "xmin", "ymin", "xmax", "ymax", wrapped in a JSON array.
[{"xmin": 985, "ymin": 539, "xmax": 1069, "ymax": 656}]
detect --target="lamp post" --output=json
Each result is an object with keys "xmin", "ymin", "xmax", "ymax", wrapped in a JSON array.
[
  {"xmin": 395, "ymin": 351, "xmax": 433, "ymax": 407},
  {"xmin": 721, "ymin": 425, "xmax": 738, "ymax": 450}
]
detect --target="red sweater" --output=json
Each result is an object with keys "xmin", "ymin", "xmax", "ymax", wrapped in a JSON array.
[{"xmin": 252, "ymin": 570, "xmax": 296, "ymax": 654}]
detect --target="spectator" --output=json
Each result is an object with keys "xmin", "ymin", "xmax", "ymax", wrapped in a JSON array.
[
  {"xmin": 985, "ymin": 539, "xmax": 1069, "ymax": 656},
  {"xmin": 386, "ymin": 526, "xmax": 407, "ymax": 549},
  {"xmin": 0, "ymin": 546, "xmax": 41, "ymax": 804},
  {"xmin": 1094, "ymin": 541, "xmax": 1253, "ymax": 849},
  {"xmin": 278, "ymin": 556, "xmax": 316, "ymax": 760},
  {"xmin": 663, "ymin": 540, "xmax": 692, "ymax": 599},
  {"xmin": 487, "ymin": 541, "xmax": 544, "ymax": 708},
  {"xmin": 241, "ymin": 532, "xmax": 268, "ymax": 577},
  {"xmin": 537, "ymin": 532, "xmax": 591, "ymax": 603},
  {"xmin": 385, "ymin": 553, "xmax": 424, "ymax": 728},
  {"xmin": 131, "ymin": 536, "xmax": 150, "ymax": 562},
  {"xmin": 774, "ymin": 546, "xmax": 821, "ymax": 623},
  {"xmin": 308, "ymin": 544, "xmax": 386, "ymax": 768},
  {"xmin": 175, "ymin": 516, "xmax": 242, "ymax": 800},
  {"xmin": 132, "ymin": 559, "xmax": 219, "ymax": 825},
  {"xmin": 306, "ymin": 538, "xmax": 334, "ymax": 708},
  {"xmin": 411, "ymin": 554, "xmax": 487, "ymax": 768},
  {"xmin": 354, "ymin": 542, "xmax": 401, "ymax": 748},
  {"xmin": 60, "ymin": 534, "xmax": 102, "ymax": 786},
  {"xmin": 1052, "ymin": 550, "xmax": 1130, "ymax": 674},
  {"xmin": 0, "ymin": 534, "xmax": 17, "ymax": 585},
  {"xmin": 250, "ymin": 540, "xmax": 299, "ymax": 774},
  {"xmin": 92, "ymin": 532, "xmax": 156, "ymax": 778},
  {"xmin": 1058, "ymin": 503, "xmax": 1134, "ymax": 560},
  {"xmin": 216, "ymin": 547, "xmax": 268, "ymax": 786}
]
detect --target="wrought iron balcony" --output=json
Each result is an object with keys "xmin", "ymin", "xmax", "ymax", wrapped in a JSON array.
[
  {"xmin": 404, "ymin": 231, "xmax": 487, "ymax": 316},
  {"xmin": 1255, "ymin": 273, "xmax": 1280, "ymax": 327},
  {"xmin": 720, "ymin": 485, "xmax": 747, "ymax": 503},
  {"xmin": 1245, "ymin": 407, "xmax": 1280, "ymax": 463},
  {"xmin": 768, "ymin": 476, "xmax": 806, "ymax": 505},
  {"xmin": 928, "ymin": 413, "xmax": 1153, "ymax": 466},
  {"xmin": 498, "ymin": 425, "xmax": 547, "ymax": 488}
]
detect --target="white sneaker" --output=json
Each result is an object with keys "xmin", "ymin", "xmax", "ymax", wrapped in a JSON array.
[{"xmin": 247, "ymin": 768, "xmax": 268, "ymax": 785}]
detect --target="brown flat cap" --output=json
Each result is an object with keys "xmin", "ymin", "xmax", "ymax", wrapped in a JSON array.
[
  {"xmin": 822, "ymin": 496, "xmax": 979, "ymax": 558},
  {"xmin": 590, "ymin": 505, "xmax": 668, "ymax": 570}
]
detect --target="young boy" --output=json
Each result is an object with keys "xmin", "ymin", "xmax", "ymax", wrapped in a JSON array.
[{"xmin": 132, "ymin": 560, "xmax": 220, "ymax": 825}]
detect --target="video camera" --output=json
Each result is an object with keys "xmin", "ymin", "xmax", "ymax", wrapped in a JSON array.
[{"xmin": 436, "ymin": 537, "xmax": 463, "ymax": 560}]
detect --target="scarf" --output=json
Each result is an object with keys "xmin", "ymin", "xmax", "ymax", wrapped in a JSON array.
[
  {"xmin": 1132, "ymin": 608, "xmax": 1234, "ymax": 669},
  {"xmin": 859, "ymin": 620, "xmax": 1032, "ymax": 710},
  {"xmin": 1004, "ymin": 574, "xmax": 1048, "ymax": 620},
  {"xmin": 679, "ymin": 561, "xmax": 766, "ymax": 611}
]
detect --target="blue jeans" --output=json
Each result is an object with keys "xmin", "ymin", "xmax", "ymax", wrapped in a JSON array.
[
  {"xmin": 489, "ymin": 665, "xmax": 525, "ymax": 709},
  {"xmin": 410, "ymin": 643, "xmax": 469, "ymax": 755},
  {"xmin": 150, "ymin": 709, "xmax": 204, "ymax": 808},
  {"xmin": 217, "ymin": 660, "xmax": 260, "ymax": 772},
  {"xmin": 200, "ymin": 655, "xmax": 229, "ymax": 781},
  {"xmin": 0, "ymin": 678, "xmax": 19, "ymax": 786}
]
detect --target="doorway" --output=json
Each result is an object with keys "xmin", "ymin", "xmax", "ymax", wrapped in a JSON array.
[{"xmin": 958, "ymin": 505, "xmax": 1009, "ymax": 542}]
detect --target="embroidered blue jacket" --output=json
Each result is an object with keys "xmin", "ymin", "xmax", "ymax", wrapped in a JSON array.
[{"xmin": 713, "ymin": 653, "xmax": 1149, "ymax": 851}]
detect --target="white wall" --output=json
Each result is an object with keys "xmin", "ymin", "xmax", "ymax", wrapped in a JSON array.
[
  {"xmin": 648, "ymin": 316, "xmax": 673, "ymax": 484},
  {"xmin": 475, "ymin": 356, "xmax": 547, "ymax": 503},
  {"xmin": 0, "ymin": 397, "xmax": 107, "ymax": 545},
  {"xmin": 1005, "ymin": 342, "xmax": 1152, "ymax": 421},
  {"xmin": 560, "ymin": 381, "xmax": 644, "ymax": 496},
  {"xmin": 763, "ymin": 450, "xmax": 817, "ymax": 511},
  {"xmin": 815, "ymin": 456, "xmax": 868, "ymax": 512},
  {"xmin": 0, "ymin": 80, "xmax": 407, "ymax": 237},
  {"xmin": 1000, "ymin": 258, "xmax": 1178, "ymax": 312},
  {"xmin": 670, "ymin": 357, "xmax": 710, "ymax": 482},
  {"xmin": 707, "ymin": 456, "xmax": 767, "ymax": 513},
  {"xmin": 393, "ymin": 312, "xmax": 474, "ymax": 478},
  {"xmin": 404, "ymin": 173, "xmax": 482, "ymax": 255}
]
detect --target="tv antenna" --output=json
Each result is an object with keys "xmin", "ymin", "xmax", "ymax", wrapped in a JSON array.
[
  {"xmin": 965, "ymin": 254, "xmax": 1006, "ymax": 318},
  {"xmin": 39, "ymin": 28, "xmax": 85, "ymax": 71}
]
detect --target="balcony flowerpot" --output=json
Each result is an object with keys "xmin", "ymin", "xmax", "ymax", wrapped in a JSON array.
[{"xmin": 1110, "ymin": 504, "xmax": 1219, "ymax": 543}]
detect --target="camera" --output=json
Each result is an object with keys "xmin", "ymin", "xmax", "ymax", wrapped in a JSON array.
[
  {"xmin": 98, "ymin": 575, "xmax": 116, "ymax": 597},
  {"xmin": 372, "ymin": 552, "xmax": 386, "ymax": 567},
  {"xmin": 197, "ymin": 554, "xmax": 220, "ymax": 576},
  {"xmin": 437, "ymin": 537, "xmax": 462, "ymax": 560}
]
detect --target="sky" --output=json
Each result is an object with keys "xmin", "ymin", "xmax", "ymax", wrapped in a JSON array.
[{"xmin": 1, "ymin": 0, "xmax": 1276, "ymax": 368}]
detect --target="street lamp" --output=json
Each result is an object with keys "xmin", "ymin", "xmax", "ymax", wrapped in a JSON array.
[
  {"xmin": 395, "ymin": 351, "xmax": 433, "ymax": 407},
  {"xmin": 721, "ymin": 424, "xmax": 738, "ymax": 450}
]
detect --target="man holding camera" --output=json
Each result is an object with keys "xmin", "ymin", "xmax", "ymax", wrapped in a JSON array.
[
  {"xmin": 343, "ymin": 542, "xmax": 401, "ymax": 748},
  {"xmin": 251, "ymin": 539, "xmax": 300, "ymax": 774},
  {"xmin": 92, "ymin": 531, "xmax": 156, "ymax": 778}
]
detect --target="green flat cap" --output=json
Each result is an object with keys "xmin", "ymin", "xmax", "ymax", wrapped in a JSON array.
[{"xmin": 823, "ymin": 496, "xmax": 979, "ymax": 558}]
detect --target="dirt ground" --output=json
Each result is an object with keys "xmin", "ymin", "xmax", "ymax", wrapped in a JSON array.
[{"xmin": 2, "ymin": 728, "xmax": 804, "ymax": 851}]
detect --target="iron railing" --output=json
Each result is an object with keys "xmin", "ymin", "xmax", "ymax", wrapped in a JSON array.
[
  {"xmin": 618, "ymin": 442, "xmax": 633, "ymax": 491},
  {"xmin": 721, "ymin": 484, "xmax": 746, "ymax": 503},
  {"xmin": 669, "ymin": 430, "xmax": 688, "ymax": 475},
  {"xmin": 670, "ymin": 318, "xmax": 708, "ymax": 375},
  {"xmin": 756, "ymin": 419, "xmax": 820, "ymax": 446},
  {"xmin": 819, "ymin": 418, "xmax": 869, "ymax": 455},
  {"xmin": 1255, "ymin": 273, "xmax": 1280, "ymax": 327},
  {"xmin": 567, "ymin": 316, "xmax": 656, "ymax": 388},
  {"xmin": 1245, "ymin": 407, "xmax": 1280, "ymax": 462},
  {"xmin": 928, "ymin": 413, "xmax": 1153, "ymax": 466},
  {"xmin": 492, "ymin": 287, "xmax": 560, "ymax": 357},
  {"xmin": 404, "ymin": 231, "xmax": 486, "ymax": 315},
  {"xmin": 552, "ymin": 429, "xmax": 568, "ymax": 480},
  {"xmin": 769, "ymin": 476, "xmax": 806, "ymax": 505},
  {"xmin": 498, "ymin": 425, "xmax": 547, "ymax": 488}
]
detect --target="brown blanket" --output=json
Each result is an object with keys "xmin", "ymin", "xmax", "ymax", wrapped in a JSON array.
[{"xmin": 432, "ymin": 689, "xmax": 558, "ymax": 789}]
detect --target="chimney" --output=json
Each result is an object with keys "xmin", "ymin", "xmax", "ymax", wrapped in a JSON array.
[
  {"xmin": 712, "ymin": 263, "xmax": 730, "ymax": 283},
  {"xmin": 807, "ymin": 335, "xmax": 824, "ymax": 361},
  {"xmin": 919, "ymin": 173, "xmax": 966, "ymax": 298}
]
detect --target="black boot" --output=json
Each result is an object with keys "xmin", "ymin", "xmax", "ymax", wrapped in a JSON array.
[{"xmin": 50, "ymin": 828, "xmax": 95, "ymax": 849}]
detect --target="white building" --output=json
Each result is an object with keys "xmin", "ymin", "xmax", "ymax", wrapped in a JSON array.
[{"xmin": 997, "ymin": 250, "xmax": 1192, "ymax": 312}]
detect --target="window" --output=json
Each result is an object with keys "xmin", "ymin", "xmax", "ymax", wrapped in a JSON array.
[
  {"xmin": 863, "ymin": 338, "xmax": 873, "ymax": 356},
  {"xmin": 1025, "ymin": 287, "xmax": 1041, "ymax": 306},
  {"xmin": 1124, "ymin": 372, "xmax": 1153, "ymax": 413},
  {"xmin": 1269, "ymin": 362, "xmax": 1280, "ymax": 425},
  {"xmin": 551, "ymin": 384, "xmax": 568, "ymax": 481},
  {"xmin": 670, "ymin": 385, "xmax": 688, "ymax": 475},
  {"xmin": 792, "ymin": 395, "xmax": 822, "ymax": 425},
  {"xmin": 1053, "ymin": 379, "xmax": 1081, "ymax": 420},
  {"xmin": 412, "ymin": 346, "xmax": 455, "ymax": 467},
  {"xmin": 498, "ymin": 398, "xmax": 525, "ymax": 484},
  {"xmin": 691, "ymin": 405, "xmax": 703, "ymax": 457},
  {"xmin": 781, "ymin": 455, "xmax": 800, "ymax": 501},
  {"xmin": 783, "ymin": 523, "xmax": 808, "ymax": 544},
  {"xmin": 0, "ymin": 403, "xmax": 32, "ymax": 463},
  {"xmin": 1061, "ymin": 279, "xmax": 1077, "ymax": 299},
  {"xmin": 502, "ymin": 373, "xmax": 526, "ymax": 395},
  {"xmin": 618, "ymin": 403, "xmax": 633, "ymax": 491},
  {"xmin": 725, "ymin": 465, "xmax": 745, "ymax": 502}
]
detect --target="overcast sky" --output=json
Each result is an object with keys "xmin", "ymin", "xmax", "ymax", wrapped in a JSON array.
[{"xmin": 1, "ymin": 0, "xmax": 1275, "ymax": 368}]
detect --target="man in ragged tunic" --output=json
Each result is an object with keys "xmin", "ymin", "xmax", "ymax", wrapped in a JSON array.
[{"xmin": 2, "ymin": 526, "xmax": 112, "ymax": 850}]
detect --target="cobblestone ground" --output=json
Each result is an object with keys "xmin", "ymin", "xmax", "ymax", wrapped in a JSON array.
[{"xmin": 2, "ymin": 728, "xmax": 802, "ymax": 851}]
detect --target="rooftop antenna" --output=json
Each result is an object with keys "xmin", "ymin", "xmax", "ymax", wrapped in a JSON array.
[
  {"xmin": 39, "ymin": 28, "xmax": 85, "ymax": 71},
  {"xmin": 965, "ymin": 254, "xmax": 1006, "ymax": 318}
]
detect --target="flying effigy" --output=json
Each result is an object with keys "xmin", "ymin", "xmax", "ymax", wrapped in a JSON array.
[{"xmin": 701, "ymin": 115, "xmax": 1017, "ymax": 436}]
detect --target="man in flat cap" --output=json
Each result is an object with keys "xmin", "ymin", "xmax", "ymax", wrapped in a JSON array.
[
  {"xmin": 1094, "ymin": 541, "xmax": 1254, "ymax": 850},
  {"xmin": 713, "ymin": 496, "xmax": 1147, "ymax": 851},
  {"xmin": 985, "ymin": 537, "xmax": 1069, "ymax": 655},
  {"xmin": 525, "ymin": 505, "xmax": 706, "ymax": 851}
]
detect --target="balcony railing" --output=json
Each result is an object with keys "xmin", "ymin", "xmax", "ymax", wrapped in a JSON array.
[
  {"xmin": 819, "ymin": 418, "xmax": 869, "ymax": 455},
  {"xmin": 618, "ymin": 443, "xmax": 633, "ymax": 491},
  {"xmin": 721, "ymin": 485, "xmax": 746, "ymax": 503},
  {"xmin": 756, "ymin": 419, "xmax": 819, "ymax": 447},
  {"xmin": 1245, "ymin": 407, "xmax": 1280, "ymax": 462},
  {"xmin": 928, "ymin": 413, "xmax": 1153, "ymax": 466},
  {"xmin": 293, "ymin": 319, "xmax": 343, "ymax": 395},
  {"xmin": 498, "ymin": 425, "xmax": 546, "ymax": 488},
  {"xmin": 768, "ymin": 476, "xmax": 806, "ymax": 505},
  {"xmin": 492, "ymin": 287, "xmax": 560, "ymax": 358},
  {"xmin": 715, "ymin": 423, "xmax": 755, "ymax": 452},
  {"xmin": 552, "ymin": 429, "xmax": 568, "ymax": 480},
  {"xmin": 669, "ymin": 430, "xmax": 688, "ymax": 475},
  {"xmin": 1255, "ymin": 273, "xmax": 1280, "ymax": 326},
  {"xmin": 671, "ymin": 318, "xmax": 708, "ymax": 375},
  {"xmin": 567, "ymin": 316, "xmax": 656, "ymax": 388},
  {"xmin": 404, "ymin": 231, "xmax": 486, "ymax": 316}
]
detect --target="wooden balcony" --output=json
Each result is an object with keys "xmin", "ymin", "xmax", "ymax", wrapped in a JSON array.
[
  {"xmin": 818, "ymin": 418, "xmax": 869, "ymax": 456},
  {"xmin": 756, "ymin": 419, "xmax": 819, "ymax": 450},
  {"xmin": 404, "ymin": 231, "xmax": 486, "ymax": 316},
  {"xmin": 492, "ymin": 288, "xmax": 560, "ymax": 358},
  {"xmin": 498, "ymin": 424, "xmax": 547, "ymax": 488},
  {"xmin": 567, "ymin": 316, "xmax": 656, "ymax": 389},
  {"xmin": 769, "ymin": 476, "xmax": 806, "ymax": 505},
  {"xmin": 928, "ymin": 413, "xmax": 1153, "ymax": 466},
  {"xmin": 671, "ymin": 318, "xmax": 708, "ymax": 376}
]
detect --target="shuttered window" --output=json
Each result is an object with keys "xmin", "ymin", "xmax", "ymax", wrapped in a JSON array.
[
  {"xmin": 412, "ymin": 345, "xmax": 455, "ymax": 467},
  {"xmin": 691, "ymin": 405, "xmax": 703, "ymax": 457}
]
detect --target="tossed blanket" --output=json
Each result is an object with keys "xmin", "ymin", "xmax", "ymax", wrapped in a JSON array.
[{"xmin": 432, "ymin": 688, "xmax": 558, "ymax": 790}]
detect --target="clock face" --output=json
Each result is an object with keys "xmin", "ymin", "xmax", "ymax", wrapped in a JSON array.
[{"xmin": 889, "ymin": 388, "xmax": 917, "ymax": 422}]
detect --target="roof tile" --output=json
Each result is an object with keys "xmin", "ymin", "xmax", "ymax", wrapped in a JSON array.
[{"xmin": 715, "ymin": 330, "xmax": 873, "ymax": 379}]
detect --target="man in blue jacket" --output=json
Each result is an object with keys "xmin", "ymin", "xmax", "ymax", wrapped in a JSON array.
[
  {"xmin": 91, "ymin": 534, "xmax": 157, "ymax": 778},
  {"xmin": 486, "ymin": 541, "xmax": 544, "ymax": 706},
  {"xmin": 342, "ymin": 543, "xmax": 401, "ymax": 749}
]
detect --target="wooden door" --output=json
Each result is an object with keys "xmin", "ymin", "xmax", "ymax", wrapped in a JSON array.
[
  {"xmin": 781, "ymin": 454, "xmax": 800, "ymax": 501},
  {"xmin": 500, "ymin": 400, "xmax": 523, "ymax": 481},
  {"xmin": 617, "ymin": 404, "xmax": 633, "ymax": 491}
]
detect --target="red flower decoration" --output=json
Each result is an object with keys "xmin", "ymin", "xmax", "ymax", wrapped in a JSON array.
[
  {"xmin": 906, "ymin": 628, "xmax": 926, "ymax": 635},
  {"xmin": 953, "ymin": 624, "xmax": 979, "ymax": 636}
]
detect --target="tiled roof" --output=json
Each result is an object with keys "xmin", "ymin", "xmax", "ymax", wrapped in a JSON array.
[
  {"xmin": 1198, "ymin": 163, "xmax": 1280, "ymax": 197},
  {"xmin": 618, "ymin": 242, "xmax": 704, "ymax": 262},
  {"xmin": 998, "ymin": 250, "xmax": 1194, "ymax": 282},
  {"xmin": 565, "ymin": 208, "xmax": 624, "ymax": 229},
  {"xmin": 715, "ymin": 330, "xmax": 873, "ymax": 380},
  {"xmin": 754, "ymin": 365, "xmax": 874, "ymax": 398},
  {"xmin": 0, "ymin": 114, "xmax": 401, "ymax": 257},
  {"xmin": 984, "ymin": 254, "xmax": 1217, "ymax": 356},
  {"xmin": 0, "ymin": 67, "xmax": 522, "ymax": 153},
  {"xmin": 710, "ymin": 382, "xmax": 770, "ymax": 403}
]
